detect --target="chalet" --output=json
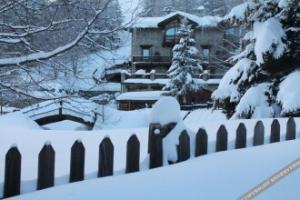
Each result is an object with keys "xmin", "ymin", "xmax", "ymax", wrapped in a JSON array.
[{"xmin": 117, "ymin": 11, "xmax": 231, "ymax": 111}]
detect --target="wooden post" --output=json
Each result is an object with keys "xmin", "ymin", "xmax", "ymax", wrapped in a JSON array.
[
  {"xmin": 98, "ymin": 137, "xmax": 114, "ymax": 177},
  {"xmin": 37, "ymin": 144, "xmax": 55, "ymax": 190},
  {"xmin": 270, "ymin": 119, "xmax": 280, "ymax": 143},
  {"xmin": 216, "ymin": 125, "xmax": 228, "ymax": 152},
  {"xmin": 4, "ymin": 146, "xmax": 21, "ymax": 198},
  {"xmin": 178, "ymin": 130, "xmax": 190, "ymax": 162},
  {"xmin": 148, "ymin": 123, "xmax": 161, "ymax": 153},
  {"xmin": 235, "ymin": 123, "xmax": 247, "ymax": 149},
  {"xmin": 69, "ymin": 140, "xmax": 85, "ymax": 182},
  {"xmin": 126, "ymin": 135, "xmax": 140, "ymax": 173},
  {"xmin": 286, "ymin": 117, "xmax": 296, "ymax": 141},
  {"xmin": 149, "ymin": 131, "xmax": 163, "ymax": 169},
  {"xmin": 195, "ymin": 128, "xmax": 208, "ymax": 157},
  {"xmin": 254, "ymin": 121, "xmax": 264, "ymax": 146}
]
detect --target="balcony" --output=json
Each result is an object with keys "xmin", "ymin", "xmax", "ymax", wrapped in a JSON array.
[{"xmin": 132, "ymin": 56, "xmax": 172, "ymax": 67}]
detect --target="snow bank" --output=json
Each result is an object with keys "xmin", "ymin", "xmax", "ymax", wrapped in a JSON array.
[
  {"xmin": 277, "ymin": 70, "xmax": 300, "ymax": 115},
  {"xmin": 150, "ymin": 97, "xmax": 181, "ymax": 126},
  {"xmin": 235, "ymin": 83, "xmax": 273, "ymax": 119},
  {"xmin": 184, "ymin": 109, "xmax": 227, "ymax": 126},
  {"xmin": 13, "ymin": 139, "xmax": 300, "ymax": 200},
  {"xmin": 93, "ymin": 107, "xmax": 151, "ymax": 130},
  {"xmin": 0, "ymin": 112, "xmax": 41, "ymax": 130},
  {"xmin": 253, "ymin": 17, "xmax": 286, "ymax": 65}
]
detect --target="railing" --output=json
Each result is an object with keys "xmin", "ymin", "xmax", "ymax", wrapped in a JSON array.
[
  {"xmin": 132, "ymin": 56, "xmax": 171, "ymax": 63},
  {"xmin": 2, "ymin": 118, "xmax": 297, "ymax": 198}
]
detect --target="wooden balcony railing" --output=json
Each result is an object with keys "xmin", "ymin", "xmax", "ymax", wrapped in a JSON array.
[{"xmin": 132, "ymin": 56, "xmax": 171, "ymax": 63}]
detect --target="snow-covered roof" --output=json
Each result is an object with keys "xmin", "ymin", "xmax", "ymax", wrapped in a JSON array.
[
  {"xmin": 124, "ymin": 78, "xmax": 221, "ymax": 85},
  {"xmin": 123, "ymin": 79, "xmax": 169, "ymax": 85},
  {"xmin": 129, "ymin": 11, "xmax": 222, "ymax": 29},
  {"xmin": 116, "ymin": 91, "xmax": 164, "ymax": 101}
]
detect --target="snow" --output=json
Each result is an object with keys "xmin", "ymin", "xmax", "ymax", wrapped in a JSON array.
[
  {"xmin": 135, "ymin": 69, "xmax": 146, "ymax": 75},
  {"xmin": 277, "ymin": 70, "xmax": 300, "ymax": 115},
  {"xmin": 150, "ymin": 97, "xmax": 190, "ymax": 162},
  {"xmin": 0, "ymin": 127, "xmax": 149, "ymax": 197},
  {"xmin": 116, "ymin": 91, "xmax": 163, "ymax": 101},
  {"xmin": 123, "ymin": 78, "xmax": 169, "ymax": 85},
  {"xmin": 235, "ymin": 83, "xmax": 274, "ymax": 119},
  {"xmin": 43, "ymin": 120, "xmax": 89, "ymax": 131},
  {"xmin": 22, "ymin": 98, "xmax": 98, "ymax": 123},
  {"xmin": 184, "ymin": 109, "xmax": 227, "ymax": 126},
  {"xmin": 253, "ymin": 17, "xmax": 286, "ymax": 65},
  {"xmin": 0, "ymin": 112, "xmax": 41, "ymax": 130},
  {"xmin": 150, "ymin": 97, "xmax": 182, "ymax": 126},
  {"xmin": 93, "ymin": 107, "xmax": 151, "ymax": 130},
  {"xmin": 129, "ymin": 11, "xmax": 221, "ymax": 29},
  {"xmin": 11, "ymin": 139, "xmax": 300, "ymax": 200},
  {"xmin": 212, "ymin": 58, "xmax": 255, "ymax": 102},
  {"xmin": 225, "ymin": 1, "xmax": 257, "ymax": 22}
]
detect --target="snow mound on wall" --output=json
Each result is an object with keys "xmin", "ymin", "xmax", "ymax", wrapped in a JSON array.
[
  {"xmin": 150, "ymin": 97, "xmax": 181, "ymax": 126},
  {"xmin": 253, "ymin": 17, "xmax": 286, "ymax": 65},
  {"xmin": 0, "ymin": 112, "xmax": 41, "ymax": 130},
  {"xmin": 277, "ymin": 70, "xmax": 300, "ymax": 115},
  {"xmin": 234, "ymin": 83, "xmax": 273, "ymax": 119}
]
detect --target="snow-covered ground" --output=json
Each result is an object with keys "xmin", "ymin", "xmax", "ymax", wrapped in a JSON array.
[
  {"xmin": 9, "ymin": 139, "xmax": 300, "ymax": 200},
  {"xmin": 1, "ymin": 107, "xmax": 299, "ymax": 198}
]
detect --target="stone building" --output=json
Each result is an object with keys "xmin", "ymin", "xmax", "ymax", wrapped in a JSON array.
[{"xmin": 117, "ymin": 11, "xmax": 231, "ymax": 111}]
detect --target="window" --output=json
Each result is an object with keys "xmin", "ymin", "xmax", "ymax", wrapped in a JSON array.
[
  {"xmin": 202, "ymin": 46, "xmax": 210, "ymax": 59},
  {"xmin": 165, "ymin": 27, "xmax": 179, "ymax": 41},
  {"xmin": 141, "ymin": 46, "xmax": 151, "ymax": 57}
]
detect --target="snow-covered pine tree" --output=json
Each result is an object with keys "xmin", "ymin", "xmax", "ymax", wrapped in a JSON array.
[
  {"xmin": 212, "ymin": 0, "xmax": 300, "ymax": 119},
  {"xmin": 163, "ymin": 19, "xmax": 203, "ymax": 101}
]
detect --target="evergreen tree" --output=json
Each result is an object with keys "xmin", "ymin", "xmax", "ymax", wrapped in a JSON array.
[
  {"xmin": 163, "ymin": 19, "xmax": 203, "ymax": 99},
  {"xmin": 212, "ymin": 0, "xmax": 300, "ymax": 119}
]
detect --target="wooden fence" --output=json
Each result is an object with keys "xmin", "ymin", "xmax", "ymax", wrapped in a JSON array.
[{"xmin": 1, "ymin": 118, "xmax": 297, "ymax": 198}]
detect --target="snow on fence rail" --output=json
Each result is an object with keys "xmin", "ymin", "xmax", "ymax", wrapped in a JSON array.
[{"xmin": 1, "ymin": 118, "xmax": 298, "ymax": 198}]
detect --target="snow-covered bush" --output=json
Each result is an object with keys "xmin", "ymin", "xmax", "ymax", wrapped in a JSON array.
[
  {"xmin": 163, "ymin": 19, "xmax": 203, "ymax": 99},
  {"xmin": 150, "ymin": 96, "xmax": 181, "ymax": 126},
  {"xmin": 213, "ymin": 0, "xmax": 300, "ymax": 119},
  {"xmin": 150, "ymin": 97, "xmax": 191, "ymax": 163}
]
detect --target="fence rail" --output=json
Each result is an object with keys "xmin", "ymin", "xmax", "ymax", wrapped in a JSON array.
[{"xmin": 1, "ymin": 117, "xmax": 298, "ymax": 198}]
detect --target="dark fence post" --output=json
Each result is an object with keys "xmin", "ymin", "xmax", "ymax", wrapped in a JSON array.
[
  {"xmin": 98, "ymin": 137, "xmax": 114, "ymax": 177},
  {"xmin": 286, "ymin": 117, "xmax": 296, "ymax": 140},
  {"xmin": 4, "ymin": 146, "xmax": 21, "ymax": 198},
  {"xmin": 254, "ymin": 121, "xmax": 264, "ymax": 146},
  {"xmin": 178, "ymin": 130, "xmax": 190, "ymax": 162},
  {"xmin": 126, "ymin": 135, "xmax": 140, "ymax": 173},
  {"xmin": 195, "ymin": 128, "xmax": 208, "ymax": 157},
  {"xmin": 216, "ymin": 125, "xmax": 228, "ymax": 152},
  {"xmin": 235, "ymin": 123, "xmax": 247, "ymax": 149},
  {"xmin": 148, "ymin": 123, "xmax": 161, "ymax": 153},
  {"xmin": 37, "ymin": 143, "xmax": 55, "ymax": 190},
  {"xmin": 270, "ymin": 119, "xmax": 280, "ymax": 143},
  {"xmin": 149, "ymin": 130, "xmax": 163, "ymax": 169},
  {"xmin": 69, "ymin": 140, "xmax": 85, "ymax": 182}
]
